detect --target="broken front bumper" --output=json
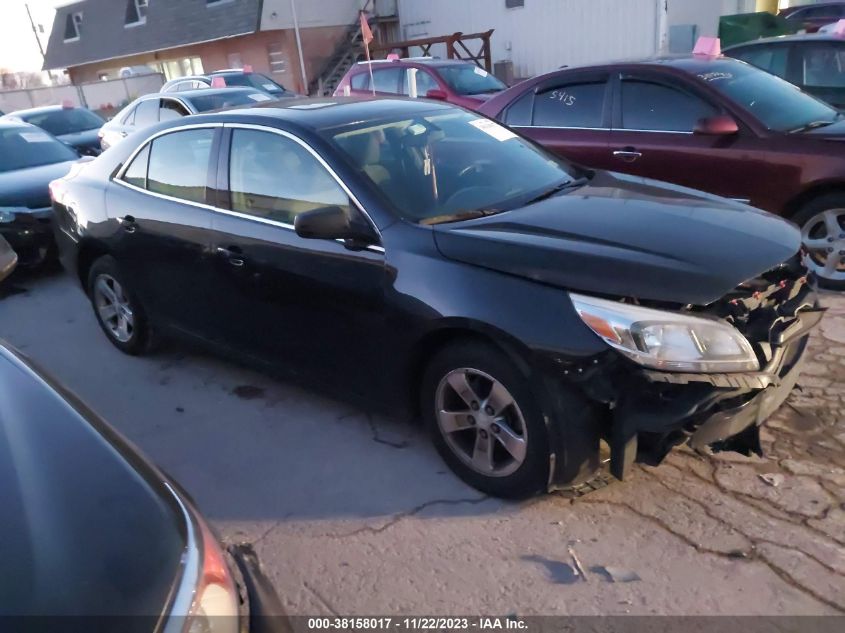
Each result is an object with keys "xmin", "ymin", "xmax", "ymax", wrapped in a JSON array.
[{"xmin": 607, "ymin": 304, "xmax": 823, "ymax": 480}]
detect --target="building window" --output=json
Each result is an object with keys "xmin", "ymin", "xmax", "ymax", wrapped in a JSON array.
[
  {"xmin": 64, "ymin": 12, "xmax": 82, "ymax": 42},
  {"xmin": 125, "ymin": 0, "xmax": 148, "ymax": 27},
  {"xmin": 268, "ymin": 43, "xmax": 288, "ymax": 74},
  {"xmin": 505, "ymin": 0, "xmax": 524, "ymax": 8}
]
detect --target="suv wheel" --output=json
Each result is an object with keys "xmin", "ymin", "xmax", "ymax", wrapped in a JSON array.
[
  {"xmin": 87, "ymin": 255, "xmax": 154, "ymax": 355},
  {"xmin": 795, "ymin": 193, "xmax": 845, "ymax": 290},
  {"xmin": 421, "ymin": 341, "xmax": 550, "ymax": 498}
]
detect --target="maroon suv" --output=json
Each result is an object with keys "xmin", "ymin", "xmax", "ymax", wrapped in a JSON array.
[
  {"xmin": 478, "ymin": 55, "xmax": 845, "ymax": 289},
  {"xmin": 334, "ymin": 58, "xmax": 506, "ymax": 110}
]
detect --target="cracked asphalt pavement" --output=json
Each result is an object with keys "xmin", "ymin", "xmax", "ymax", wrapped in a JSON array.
[{"xmin": 1, "ymin": 271, "xmax": 843, "ymax": 616}]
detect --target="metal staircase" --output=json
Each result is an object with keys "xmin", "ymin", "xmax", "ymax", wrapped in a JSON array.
[{"xmin": 308, "ymin": 16, "xmax": 370, "ymax": 97}]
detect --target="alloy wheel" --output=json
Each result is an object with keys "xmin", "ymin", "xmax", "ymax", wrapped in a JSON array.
[
  {"xmin": 434, "ymin": 368, "xmax": 528, "ymax": 478},
  {"xmin": 93, "ymin": 274, "xmax": 135, "ymax": 343},
  {"xmin": 801, "ymin": 208, "xmax": 845, "ymax": 282}
]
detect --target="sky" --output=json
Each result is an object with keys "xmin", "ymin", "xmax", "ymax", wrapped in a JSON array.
[{"xmin": 0, "ymin": 0, "xmax": 70, "ymax": 72}]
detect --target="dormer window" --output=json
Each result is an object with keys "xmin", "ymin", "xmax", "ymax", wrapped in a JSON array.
[
  {"xmin": 125, "ymin": 0, "xmax": 149, "ymax": 27},
  {"xmin": 64, "ymin": 12, "xmax": 82, "ymax": 42}
]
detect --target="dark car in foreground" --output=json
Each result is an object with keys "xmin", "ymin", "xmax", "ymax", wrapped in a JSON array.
[
  {"xmin": 0, "ymin": 121, "xmax": 80, "ymax": 266},
  {"xmin": 780, "ymin": 2, "xmax": 845, "ymax": 32},
  {"xmin": 478, "ymin": 54, "xmax": 845, "ymax": 289},
  {"xmin": 50, "ymin": 98, "xmax": 821, "ymax": 498},
  {"xmin": 162, "ymin": 69, "xmax": 297, "ymax": 100},
  {"xmin": 725, "ymin": 33, "xmax": 845, "ymax": 109},
  {"xmin": 334, "ymin": 58, "xmax": 507, "ymax": 110},
  {"xmin": 0, "ymin": 340, "xmax": 284, "ymax": 626},
  {"xmin": 2, "ymin": 104, "xmax": 105, "ymax": 156},
  {"xmin": 98, "ymin": 87, "xmax": 274, "ymax": 151}
]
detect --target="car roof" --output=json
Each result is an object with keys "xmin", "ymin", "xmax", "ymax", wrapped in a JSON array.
[
  {"xmin": 724, "ymin": 33, "xmax": 845, "ymax": 49},
  {"xmin": 149, "ymin": 86, "xmax": 260, "ymax": 99},
  {"xmin": 0, "ymin": 119, "xmax": 38, "ymax": 130},
  {"xmin": 200, "ymin": 95, "xmax": 456, "ymax": 131},
  {"xmin": 356, "ymin": 58, "xmax": 482, "ymax": 69},
  {"xmin": 3, "ymin": 105, "xmax": 86, "ymax": 117},
  {"xmin": 530, "ymin": 53, "xmax": 747, "ymax": 76}
]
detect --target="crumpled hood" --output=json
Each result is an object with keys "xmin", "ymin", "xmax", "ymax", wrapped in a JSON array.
[
  {"xmin": 0, "ymin": 160, "xmax": 76, "ymax": 209},
  {"xmin": 432, "ymin": 171, "xmax": 801, "ymax": 305}
]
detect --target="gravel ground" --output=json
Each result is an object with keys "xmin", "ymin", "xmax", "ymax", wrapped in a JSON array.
[{"xmin": 1, "ymin": 269, "xmax": 843, "ymax": 616}]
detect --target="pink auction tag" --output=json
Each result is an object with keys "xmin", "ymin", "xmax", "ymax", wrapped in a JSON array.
[
  {"xmin": 833, "ymin": 19, "xmax": 845, "ymax": 37},
  {"xmin": 243, "ymin": 64, "xmax": 254, "ymax": 73},
  {"xmin": 693, "ymin": 36, "xmax": 721, "ymax": 57},
  {"xmin": 210, "ymin": 76, "xmax": 227, "ymax": 87}
]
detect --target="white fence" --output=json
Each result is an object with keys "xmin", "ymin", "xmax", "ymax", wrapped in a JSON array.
[{"xmin": 0, "ymin": 73, "xmax": 165, "ymax": 115}]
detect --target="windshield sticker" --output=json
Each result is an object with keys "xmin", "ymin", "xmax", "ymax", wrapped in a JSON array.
[
  {"xmin": 468, "ymin": 118, "xmax": 517, "ymax": 142},
  {"xmin": 263, "ymin": 83, "xmax": 277, "ymax": 90},
  {"xmin": 473, "ymin": 66, "xmax": 489, "ymax": 77},
  {"xmin": 698, "ymin": 72, "xmax": 733, "ymax": 82},
  {"xmin": 19, "ymin": 132, "xmax": 53, "ymax": 143},
  {"xmin": 248, "ymin": 93, "xmax": 273, "ymax": 101},
  {"xmin": 549, "ymin": 89, "xmax": 576, "ymax": 106}
]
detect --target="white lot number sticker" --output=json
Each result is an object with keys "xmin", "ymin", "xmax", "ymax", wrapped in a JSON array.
[
  {"xmin": 473, "ymin": 66, "xmax": 489, "ymax": 77},
  {"xmin": 20, "ymin": 132, "xmax": 53, "ymax": 143},
  {"xmin": 263, "ymin": 83, "xmax": 277, "ymax": 91},
  {"xmin": 248, "ymin": 93, "xmax": 273, "ymax": 101},
  {"xmin": 468, "ymin": 118, "xmax": 517, "ymax": 142}
]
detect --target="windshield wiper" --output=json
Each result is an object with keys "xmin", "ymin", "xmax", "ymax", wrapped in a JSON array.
[
  {"xmin": 420, "ymin": 208, "xmax": 502, "ymax": 225},
  {"xmin": 525, "ymin": 177, "xmax": 588, "ymax": 206},
  {"xmin": 789, "ymin": 116, "xmax": 841, "ymax": 134}
]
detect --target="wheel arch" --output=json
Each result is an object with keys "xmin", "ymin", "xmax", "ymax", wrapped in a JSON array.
[
  {"xmin": 76, "ymin": 239, "xmax": 111, "ymax": 289},
  {"xmin": 403, "ymin": 320, "xmax": 535, "ymax": 420},
  {"xmin": 783, "ymin": 180, "xmax": 845, "ymax": 219}
]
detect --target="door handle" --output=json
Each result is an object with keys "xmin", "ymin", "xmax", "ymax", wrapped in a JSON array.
[
  {"xmin": 215, "ymin": 245, "xmax": 245, "ymax": 267},
  {"xmin": 118, "ymin": 215, "xmax": 137, "ymax": 233},
  {"xmin": 613, "ymin": 148, "xmax": 643, "ymax": 163}
]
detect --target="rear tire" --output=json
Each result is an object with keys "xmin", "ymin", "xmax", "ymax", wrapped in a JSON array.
[
  {"xmin": 87, "ymin": 255, "xmax": 155, "ymax": 355},
  {"xmin": 794, "ymin": 193, "xmax": 845, "ymax": 291},
  {"xmin": 421, "ymin": 341, "xmax": 551, "ymax": 499}
]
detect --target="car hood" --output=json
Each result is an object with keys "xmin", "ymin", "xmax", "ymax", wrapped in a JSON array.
[
  {"xmin": 56, "ymin": 128, "xmax": 101, "ymax": 152},
  {"xmin": 799, "ymin": 118, "xmax": 845, "ymax": 139},
  {"xmin": 0, "ymin": 160, "xmax": 77, "ymax": 209},
  {"xmin": 432, "ymin": 171, "xmax": 801, "ymax": 305}
]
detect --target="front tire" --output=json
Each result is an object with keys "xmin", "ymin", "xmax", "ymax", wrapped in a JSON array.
[
  {"xmin": 421, "ymin": 341, "xmax": 551, "ymax": 498},
  {"xmin": 794, "ymin": 193, "xmax": 845, "ymax": 290},
  {"xmin": 87, "ymin": 255, "xmax": 154, "ymax": 355}
]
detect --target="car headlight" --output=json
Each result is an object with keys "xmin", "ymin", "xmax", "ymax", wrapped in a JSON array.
[
  {"xmin": 570, "ymin": 293, "xmax": 759, "ymax": 373},
  {"xmin": 0, "ymin": 209, "xmax": 17, "ymax": 224}
]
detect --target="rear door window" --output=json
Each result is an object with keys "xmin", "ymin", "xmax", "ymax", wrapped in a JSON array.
[
  {"xmin": 799, "ymin": 43, "xmax": 845, "ymax": 87},
  {"xmin": 350, "ymin": 72, "xmax": 370, "ymax": 90},
  {"xmin": 146, "ymin": 129, "xmax": 215, "ymax": 204},
  {"xmin": 731, "ymin": 45, "xmax": 789, "ymax": 79},
  {"xmin": 402, "ymin": 69, "xmax": 440, "ymax": 96},
  {"xmin": 620, "ymin": 78, "xmax": 717, "ymax": 132},
  {"xmin": 122, "ymin": 144, "xmax": 150, "ymax": 189},
  {"xmin": 371, "ymin": 68, "xmax": 402, "ymax": 94},
  {"xmin": 160, "ymin": 99, "xmax": 190, "ymax": 122},
  {"xmin": 133, "ymin": 99, "xmax": 160, "ymax": 127},
  {"xmin": 532, "ymin": 80, "xmax": 608, "ymax": 128}
]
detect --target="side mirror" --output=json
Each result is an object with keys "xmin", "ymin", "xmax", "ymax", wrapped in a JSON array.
[
  {"xmin": 425, "ymin": 89, "xmax": 448, "ymax": 101},
  {"xmin": 294, "ymin": 205, "xmax": 377, "ymax": 248},
  {"xmin": 694, "ymin": 115, "xmax": 739, "ymax": 136}
]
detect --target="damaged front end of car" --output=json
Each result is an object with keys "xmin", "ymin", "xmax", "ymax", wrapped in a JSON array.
[{"xmin": 552, "ymin": 254, "xmax": 823, "ymax": 486}]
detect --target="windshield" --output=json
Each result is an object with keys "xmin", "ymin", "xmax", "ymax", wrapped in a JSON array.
[
  {"xmin": 437, "ymin": 65, "xmax": 506, "ymax": 95},
  {"xmin": 325, "ymin": 109, "xmax": 578, "ymax": 223},
  {"xmin": 20, "ymin": 108, "xmax": 104, "ymax": 136},
  {"xmin": 0, "ymin": 126, "xmax": 77, "ymax": 172},
  {"xmin": 694, "ymin": 59, "xmax": 839, "ymax": 132},
  {"xmin": 186, "ymin": 91, "xmax": 274, "ymax": 112},
  {"xmin": 218, "ymin": 73, "xmax": 287, "ymax": 94}
]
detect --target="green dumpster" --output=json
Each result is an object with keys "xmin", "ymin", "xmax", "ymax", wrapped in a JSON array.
[{"xmin": 719, "ymin": 12, "xmax": 799, "ymax": 48}]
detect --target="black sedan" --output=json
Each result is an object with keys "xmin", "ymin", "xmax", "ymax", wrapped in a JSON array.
[
  {"xmin": 0, "ymin": 339, "xmax": 284, "ymax": 626},
  {"xmin": 2, "ymin": 104, "xmax": 105, "ymax": 156},
  {"xmin": 0, "ymin": 121, "xmax": 80, "ymax": 267},
  {"xmin": 50, "ymin": 98, "xmax": 821, "ymax": 498}
]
